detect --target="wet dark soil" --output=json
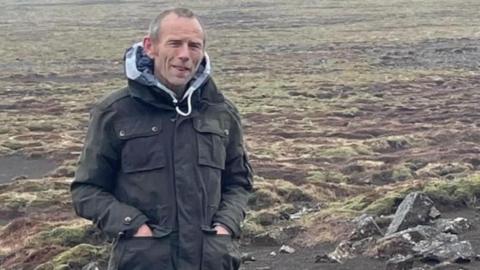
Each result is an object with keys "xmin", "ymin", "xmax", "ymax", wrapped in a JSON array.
[
  {"xmin": 0, "ymin": 155, "xmax": 57, "ymax": 183},
  {"xmin": 241, "ymin": 208, "xmax": 480, "ymax": 270},
  {"xmin": 241, "ymin": 244, "xmax": 385, "ymax": 270}
]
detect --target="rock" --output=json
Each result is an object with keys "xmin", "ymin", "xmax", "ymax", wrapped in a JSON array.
[
  {"xmin": 269, "ymin": 251, "xmax": 276, "ymax": 256},
  {"xmin": 12, "ymin": 175, "xmax": 28, "ymax": 181},
  {"xmin": 375, "ymin": 215, "xmax": 394, "ymax": 229},
  {"xmin": 314, "ymin": 253, "xmax": 339, "ymax": 263},
  {"xmin": 288, "ymin": 205, "xmax": 321, "ymax": 220},
  {"xmin": 371, "ymin": 226, "xmax": 440, "ymax": 258},
  {"xmin": 433, "ymin": 217, "xmax": 471, "ymax": 234},
  {"xmin": 350, "ymin": 236, "xmax": 376, "ymax": 254},
  {"xmin": 388, "ymin": 225, "xmax": 440, "ymax": 243},
  {"xmin": 385, "ymin": 254, "xmax": 414, "ymax": 270},
  {"xmin": 369, "ymin": 233, "xmax": 413, "ymax": 258},
  {"xmin": 417, "ymin": 162, "xmax": 472, "ymax": 178},
  {"xmin": 428, "ymin": 261, "xmax": 464, "ymax": 269},
  {"xmin": 252, "ymin": 226, "xmax": 303, "ymax": 246},
  {"xmin": 279, "ymin": 245, "xmax": 295, "ymax": 254},
  {"xmin": 327, "ymin": 240, "xmax": 356, "ymax": 263},
  {"xmin": 241, "ymin": 252, "xmax": 256, "ymax": 263},
  {"xmin": 419, "ymin": 240, "xmax": 474, "ymax": 264},
  {"xmin": 429, "ymin": 206, "xmax": 441, "ymax": 220},
  {"xmin": 387, "ymin": 192, "xmax": 435, "ymax": 235},
  {"xmin": 82, "ymin": 262, "xmax": 100, "ymax": 270},
  {"xmin": 348, "ymin": 214, "xmax": 383, "ymax": 241}
]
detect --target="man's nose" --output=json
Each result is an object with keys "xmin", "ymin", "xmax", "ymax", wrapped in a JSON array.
[{"xmin": 177, "ymin": 44, "xmax": 190, "ymax": 62}]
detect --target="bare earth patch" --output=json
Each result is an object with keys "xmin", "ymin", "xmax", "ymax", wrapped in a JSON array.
[{"xmin": 0, "ymin": 0, "xmax": 479, "ymax": 269}]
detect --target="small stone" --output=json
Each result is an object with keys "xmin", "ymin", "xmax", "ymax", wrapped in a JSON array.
[
  {"xmin": 241, "ymin": 252, "xmax": 256, "ymax": 263},
  {"xmin": 279, "ymin": 245, "xmax": 295, "ymax": 254},
  {"xmin": 434, "ymin": 217, "xmax": 471, "ymax": 235},
  {"xmin": 327, "ymin": 240, "xmax": 355, "ymax": 263},
  {"xmin": 349, "ymin": 214, "xmax": 383, "ymax": 241},
  {"xmin": 385, "ymin": 254, "xmax": 414, "ymax": 270},
  {"xmin": 82, "ymin": 262, "xmax": 100, "ymax": 270},
  {"xmin": 429, "ymin": 206, "xmax": 441, "ymax": 220},
  {"xmin": 12, "ymin": 175, "xmax": 28, "ymax": 181},
  {"xmin": 269, "ymin": 251, "xmax": 277, "ymax": 256},
  {"xmin": 315, "ymin": 253, "xmax": 339, "ymax": 263}
]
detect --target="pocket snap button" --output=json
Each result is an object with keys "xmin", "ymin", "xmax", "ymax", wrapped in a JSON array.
[
  {"xmin": 119, "ymin": 130, "xmax": 126, "ymax": 137},
  {"xmin": 123, "ymin": 216, "xmax": 132, "ymax": 225},
  {"xmin": 152, "ymin": 126, "xmax": 158, "ymax": 132}
]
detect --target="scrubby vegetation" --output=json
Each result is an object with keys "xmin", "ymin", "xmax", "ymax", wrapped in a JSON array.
[{"xmin": 0, "ymin": 0, "xmax": 479, "ymax": 269}]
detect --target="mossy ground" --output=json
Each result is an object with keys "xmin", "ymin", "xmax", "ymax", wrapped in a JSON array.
[{"xmin": 1, "ymin": 0, "xmax": 479, "ymax": 269}]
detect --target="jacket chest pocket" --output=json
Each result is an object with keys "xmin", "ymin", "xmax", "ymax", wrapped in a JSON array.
[
  {"xmin": 193, "ymin": 118, "xmax": 227, "ymax": 170},
  {"xmin": 115, "ymin": 119, "xmax": 165, "ymax": 173}
]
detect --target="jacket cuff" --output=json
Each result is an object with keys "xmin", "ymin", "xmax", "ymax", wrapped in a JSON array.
[
  {"xmin": 212, "ymin": 216, "xmax": 240, "ymax": 238},
  {"xmin": 121, "ymin": 213, "xmax": 150, "ymax": 238},
  {"xmin": 212, "ymin": 222, "xmax": 233, "ymax": 235}
]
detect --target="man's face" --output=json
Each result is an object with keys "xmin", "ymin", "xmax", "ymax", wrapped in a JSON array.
[{"xmin": 144, "ymin": 14, "xmax": 205, "ymax": 92}]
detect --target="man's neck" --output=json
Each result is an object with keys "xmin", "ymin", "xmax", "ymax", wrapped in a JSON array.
[{"xmin": 155, "ymin": 74, "xmax": 186, "ymax": 98}]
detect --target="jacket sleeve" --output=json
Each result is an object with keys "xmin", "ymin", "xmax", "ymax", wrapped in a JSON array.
[
  {"xmin": 71, "ymin": 106, "xmax": 149, "ymax": 238},
  {"xmin": 212, "ymin": 104, "xmax": 253, "ymax": 238}
]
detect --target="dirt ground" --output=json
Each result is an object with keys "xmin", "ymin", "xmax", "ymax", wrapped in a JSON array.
[
  {"xmin": 0, "ymin": 0, "xmax": 479, "ymax": 269},
  {"xmin": 240, "ymin": 208, "xmax": 480, "ymax": 270},
  {"xmin": 0, "ymin": 155, "xmax": 56, "ymax": 183}
]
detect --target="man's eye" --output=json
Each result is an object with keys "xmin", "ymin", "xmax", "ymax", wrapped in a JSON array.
[
  {"xmin": 190, "ymin": 43, "xmax": 202, "ymax": 49},
  {"xmin": 169, "ymin": 41, "xmax": 182, "ymax": 46}
]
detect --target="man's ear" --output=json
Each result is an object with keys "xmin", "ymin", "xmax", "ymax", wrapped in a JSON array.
[{"xmin": 143, "ymin": 36, "xmax": 155, "ymax": 58}]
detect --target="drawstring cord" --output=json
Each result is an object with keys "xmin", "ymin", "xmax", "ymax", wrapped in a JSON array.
[
  {"xmin": 174, "ymin": 53, "xmax": 211, "ymax": 117},
  {"xmin": 175, "ymin": 87, "xmax": 195, "ymax": 117}
]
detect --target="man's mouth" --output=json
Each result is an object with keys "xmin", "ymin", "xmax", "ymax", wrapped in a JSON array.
[{"xmin": 172, "ymin": 65, "xmax": 190, "ymax": 72}]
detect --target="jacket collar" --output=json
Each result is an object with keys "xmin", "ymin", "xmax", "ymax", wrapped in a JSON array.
[
  {"xmin": 124, "ymin": 42, "xmax": 213, "ymax": 116},
  {"xmin": 128, "ymin": 76, "xmax": 225, "ymax": 112}
]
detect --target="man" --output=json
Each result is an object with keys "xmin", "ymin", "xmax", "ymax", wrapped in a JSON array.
[{"xmin": 71, "ymin": 8, "xmax": 253, "ymax": 270}]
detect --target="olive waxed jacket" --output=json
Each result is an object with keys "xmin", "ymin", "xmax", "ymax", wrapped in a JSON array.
[{"xmin": 71, "ymin": 77, "xmax": 253, "ymax": 270}]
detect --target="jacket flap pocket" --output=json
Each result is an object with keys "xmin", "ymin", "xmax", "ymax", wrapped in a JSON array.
[
  {"xmin": 115, "ymin": 118, "xmax": 162, "ymax": 140},
  {"xmin": 193, "ymin": 118, "xmax": 227, "ymax": 137},
  {"xmin": 122, "ymin": 149, "xmax": 165, "ymax": 173}
]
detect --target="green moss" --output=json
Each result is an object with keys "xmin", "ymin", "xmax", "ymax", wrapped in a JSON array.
[
  {"xmin": 275, "ymin": 181, "xmax": 315, "ymax": 202},
  {"xmin": 26, "ymin": 122, "xmax": 56, "ymax": 132},
  {"xmin": 366, "ymin": 135, "xmax": 416, "ymax": 153},
  {"xmin": 331, "ymin": 107, "xmax": 361, "ymax": 118},
  {"xmin": 318, "ymin": 144, "xmax": 372, "ymax": 159},
  {"xmin": 0, "ymin": 192, "xmax": 34, "ymax": 209},
  {"xmin": 307, "ymin": 170, "xmax": 348, "ymax": 183},
  {"xmin": 51, "ymin": 165, "xmax": 76, "ymax": 178},
  {"xmin": 363, "ymin": 189, "xmax": 411, "ymax": 215},
  {"xmin": 51, "ymin": 244, "xmax": 108, "ymax": 269},
  {"xmin": 391, "ymin": 164, "xmax": 413, "ymax": 181},
  {"xmin": 339, "ymin": 194, "xmax": 372, "ymax": 212},
  {"xmin": 424, "ymin": 174, "xmax": 480, "ymax": 205},
  {"xmin": 248, "ymin": 188, "xmax": 281, "ymax": 210},
  {"xmin": 241, "ymin": 219, "xmax": 265, "ymax": 238},
  {"xmin": 417, "ymin": 162, "xmax": 473, "ymax": 178},
  {"xmin": 32, "ymin": 224, "xmax": 89, "ymax": 247},
  {"xmin": 2, "ymin": 140, "xmax": 24, "ymax": 150},
  {"xmin": 249, "ymin": 210, "xmax": 278, "ymax": 226},
  {"xmin": 0, "ymin": 145, "xmax": 15, "ymax": 155}
]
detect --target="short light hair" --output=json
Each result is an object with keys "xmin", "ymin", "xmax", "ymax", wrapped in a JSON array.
[{"xmin": 148, "ymin": 8, "xmax": 206, "ymax": 45}]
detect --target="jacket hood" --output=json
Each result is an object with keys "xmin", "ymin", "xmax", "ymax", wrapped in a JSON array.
[{"xmin": 124, "ymin": 42, "xmax": 211, "ymax": 116}]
